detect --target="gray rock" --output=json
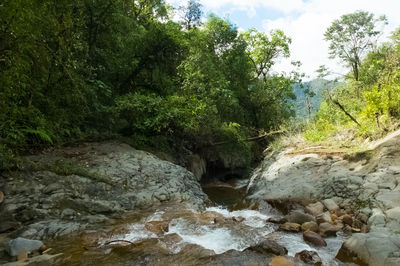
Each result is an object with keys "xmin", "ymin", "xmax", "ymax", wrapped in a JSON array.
[
  {"xmin": 305, "ymin": 202, "xmax": 324, "ymax": 216},
  {"xmin": 0, "ymin": 142, "xmax": 208, "ymax": 238},
  {"xmin": 319, "ymin": 222, "xmax": 341, "ymax": 237},
  {"xmin": 344, "ymin": 232, "xmax": 400, "ymax": 266},
  {"xmin": 286, "ymin": 210, "xmax": 316, "ymax": 224},
  {"xmin": 7, "ymin": 237, "xmax": 43, "ymax": 257},
  {"xmin": 322, "ymin": 199, "xmax": 339, "ymax": 212},
  {"xmin": 386, "ymin": 207, "xmax": 400, "ymax": 221}
]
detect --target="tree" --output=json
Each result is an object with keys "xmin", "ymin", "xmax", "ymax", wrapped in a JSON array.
[
  {"xmin": 324, "ymin": 11, "xmax": 387, "ymax": 82},
  {"xmin": 179, "ymin": 0, "xmax": 202, "ymax": 30},
  {"xmin": 243, "ymin": 29, "xmax": 291, "ymax": 82}
]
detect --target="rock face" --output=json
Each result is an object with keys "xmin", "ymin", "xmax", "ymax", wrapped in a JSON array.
[
  {"xmin": 0, "ymin": 142, "xmax": 208, "ymax": 239},
  {"xmin": 247, "ymin": 129, "xmax": 400, "ymax": 265}
]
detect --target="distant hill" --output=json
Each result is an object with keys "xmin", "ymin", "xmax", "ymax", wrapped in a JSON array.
[{"xmin": 292, "ymin": 79, "xmax": 337, "ymax": 118}]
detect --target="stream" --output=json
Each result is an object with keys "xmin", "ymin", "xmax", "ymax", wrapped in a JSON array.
[{"xmin": 50, "ymin": 177, "xmax": 352, "ymax": 265}]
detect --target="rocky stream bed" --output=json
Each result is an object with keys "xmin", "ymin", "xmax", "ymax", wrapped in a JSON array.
[{"xmin": 1, "ymin": 130, "xmax": 400, "ymax": 265}]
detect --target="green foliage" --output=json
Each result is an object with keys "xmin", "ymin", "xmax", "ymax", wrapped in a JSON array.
[
  {"xmin": 1, "ymin": 1, "xmax": 299, "ymax": 170},
  {"xmin": 324, "ymin": 10, "xmax": 387, "ymax": 81}
]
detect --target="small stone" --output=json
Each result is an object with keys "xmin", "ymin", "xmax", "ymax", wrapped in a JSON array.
[
  {"xmin": 303, "ymin": 231, "xmax": 327, "ymax": 247},
  {"xmin": 319, "ymin": 223, "xmax": 341, "ymax": 237},
  {"xmin": 341, "ymin": 214, "xmax": 353, "ymax": 226},
  {"xmin": 305, "ymin": 202, "xmax": 324, "ymax": 216},
  {"xmin": 331, "ymin": 213, "xmax": 338, "ymax": 222},
  {"xmin": 269, "ymin": 256, "xmax": 294, "ymax": 266},
  {"xmin": 295, "ymin": 250, "xmax": 322, "ymax": 265},
  {"xmin": 279, "ymin": 222, "xmax": 301, "ymax": 232},
  {"xmin": 301, "ymin": 221, "xmax": 319, "ymax": 232},
  {"xmin": 0, "ymin": 191, "xmax": 4, "ymax": 204},
  {"xmin": 322, "ymin": 199, "xmax": 339, "ymax": 212}
]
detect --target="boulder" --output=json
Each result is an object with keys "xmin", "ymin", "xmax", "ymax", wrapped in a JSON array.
[
  {"xmin": 295, "ymin": 250, "xmax": 322, "ymax": 265},
  {"xmin": 301, "ymin": 221, "xmax": 318, "ymax": 232},
  {"xmin": 302, "ymin": 231, "xmax": 327, "ymax": 247},
  {"xmin": 305, "ymin": 202, "xmax": 324, "ymax": 216},
  {"xmin": 7, "ymin": 237, "xmax": 44, "ymax": 257},
  {"xmin": 286, "ymin": 210, "xmax": 316, "ymax": 224},
  {"xmin": 319, "ymin": 222, "xmax": 341, "ymax": 237},
  {"xmin": 268, "ymin": 256, "xmax": 294, "ymax": 266},
  {"xmin": 344, "ymin": 232, "xmax": 400, "ymax": 266},
  {"xmin": 247, "ymin": 239, "xmax": 288, "ymax": 256},
  {"xmin": 279, "ymin": 222, "xmax": 301, "ymax": 232}
]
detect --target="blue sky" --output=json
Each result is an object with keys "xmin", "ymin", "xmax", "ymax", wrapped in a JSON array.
[{"xmin": 167, "ymin": 0, "xmax": 400, "ymax": 80}]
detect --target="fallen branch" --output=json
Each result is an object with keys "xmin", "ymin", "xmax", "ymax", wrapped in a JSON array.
[
  {"xmin": 103, "ymin": 240, "xmax": 134, "ymax": 246},
  {"xmin": 211, "ymin": 130, "xmax": 284, "ymax": 146}
]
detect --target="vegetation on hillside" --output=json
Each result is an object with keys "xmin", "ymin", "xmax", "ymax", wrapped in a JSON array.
[
  {"xmin": 0, "ymin": 0, "xmax": 302, "ymax": 170},
  {"xmin": 304, "ymin": 11, "xmax": 400, "ymax": 143}
]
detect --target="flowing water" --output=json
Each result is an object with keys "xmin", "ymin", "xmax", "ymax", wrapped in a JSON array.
[{"xmin": 50, "ymin": 178, "xmax": 355, "ymax": 265}]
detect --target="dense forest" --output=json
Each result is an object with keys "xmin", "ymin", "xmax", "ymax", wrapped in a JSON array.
[
  {"xmin": 1, "ymin": 1, "xmax": 400, "ymax": 170},
  {"xmin": 0, "ymin": 0, "xmax": 302, "ymax": 170}
]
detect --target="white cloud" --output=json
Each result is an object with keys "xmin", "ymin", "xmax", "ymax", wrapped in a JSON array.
[{"xmin": 166, "ymin": 0, "xmax": 400, "ymax": 79}]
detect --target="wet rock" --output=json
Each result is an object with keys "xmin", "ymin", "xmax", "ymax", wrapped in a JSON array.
[
  {"xmin": 163, "ymin": 233, "xmax": 183, "ymax": 243},
  {"xmin": 301, "ymin": 221, "xmax": 318, "ymax": 232},
  {"xmin": 247, "ymin": 239, "xmax": 288, "ymax": 256},
  {"xmin": 198, "ymin": 211, "xmax": 225, "ymax": 224},
  {"xmin": 145, "ymin": 221, "xmax": 169, "ymax": 236},
  {"xmin": 322, "ymin": 199, "xmax": 339, "ymax": 212},
  {"xmin": 206, "ymin": 249, "xmax": 272, "ymax": 266},
  {"xmin": 305, "ymin": 202, "xmax": 324, "ymax": 216},
  {"xmin": 295, "ymin": 250, "xmax": 322, "ymax": 265},
  {"xmin": 303, "ymin": 231, "xmax": 327, "ymax": 247},
  {"xmin": 266, "ymin": 217, "xmax": 287, "ymax": 224},
  {"xmin": 268, "ymin": 256, "xmax": 294, "ymax": 266},
  {"xmin": 286, "ymin": 210, "xmax": 316, "ymax": 224},
  {"xmin": 279, "ymin": 222, "xmax": 301, "ymax": 232},
  {"xmin": 214, "ymin": 216, "xmax": 226, "ymax": 224},
  {"xmin": 341, "ymin": 214, "xmax": 353, "ymax": 226},
  {"xmin": 7, "ymin": 237, "xmax": 44, "ymax": 257},
  {"xmin": 319, "ymin": 222, "xmax": 341, "ymax": 237},
  {"xmin": 232, "ymin": 216, "xmax": 245, "ymax": 223}
]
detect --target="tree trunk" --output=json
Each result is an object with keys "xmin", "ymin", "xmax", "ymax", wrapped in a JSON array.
[{"xmin": 330, "ymin": 96, "xmax": 361, "ymax": 127}]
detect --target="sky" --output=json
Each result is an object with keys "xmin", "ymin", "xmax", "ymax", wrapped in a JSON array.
[{"xmin": 166, "ymin": 0, "xmax": 400, "ymax": 80}]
